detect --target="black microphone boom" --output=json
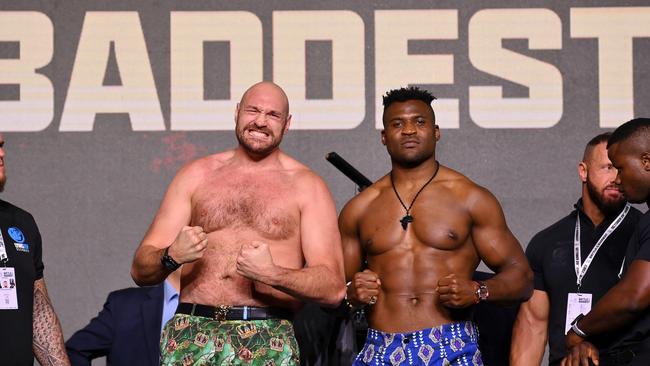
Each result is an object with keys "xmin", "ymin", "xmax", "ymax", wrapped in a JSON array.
[{"xmin": 325, "ymin": 152, "xmax": 373, "ymax": 190}]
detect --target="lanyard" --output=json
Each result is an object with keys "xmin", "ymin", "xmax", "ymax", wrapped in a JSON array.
[{"xmin": 574, "ymin": 203, "xmax": 630, "ymax": 290}]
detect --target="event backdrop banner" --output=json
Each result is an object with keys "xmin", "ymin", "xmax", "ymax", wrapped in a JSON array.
[{"xmin": 1, "ymin": 0, "xmax": 649, "ymax": 363}]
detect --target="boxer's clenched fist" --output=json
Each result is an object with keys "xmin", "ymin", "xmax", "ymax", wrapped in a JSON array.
[
  {"xmin": 167, "ymin": 226, "xmax": 208, "ymax": 264},
  {"xmin": 347, "ymin": 269, "xmax": 381, "ymax": 307},
  {"xmin": 437, "ymin": 273, "xmax": 479, "ymax": 308}
]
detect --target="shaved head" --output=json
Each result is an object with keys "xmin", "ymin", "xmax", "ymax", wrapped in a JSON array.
[{"xmin": 239, "ymin": 81, "xmax": 290, "ymax": 117}]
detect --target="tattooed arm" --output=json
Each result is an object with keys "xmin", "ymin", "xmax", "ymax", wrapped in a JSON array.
[{"xmin": 33, "ymin": 278, "xmax": 71, "ymax": 366}]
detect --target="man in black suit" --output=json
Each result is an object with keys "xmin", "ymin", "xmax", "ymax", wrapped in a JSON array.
[{"xmin": 66, "ymin": 272, "xmax": 180, "ymax": 366}]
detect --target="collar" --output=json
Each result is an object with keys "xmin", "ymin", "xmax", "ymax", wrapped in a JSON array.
[
  {"xmin": 573, "ymin": 198, "xmax": 627, "ymax": 229},
  {"xmin": 163, "ymin": 279, "xmax": 179, "ymax": 303}
]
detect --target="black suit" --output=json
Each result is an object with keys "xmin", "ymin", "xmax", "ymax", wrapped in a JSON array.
[{"xmin": 66, "ymin": 284, "xmax": 165, "ymax": 366}]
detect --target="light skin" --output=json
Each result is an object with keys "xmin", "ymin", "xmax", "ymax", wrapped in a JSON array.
[
  {"xmin": 340, "ymin": 99, "xmax": 532, "ymax": 333},
  {"xmin": 0, "ymin": 134, "xmax": 70, "ymax": 366},
  {"xmin": 510, "ymin": 142, "xmax": 625, "ymax": 366},
  {"xmin": 131, "ymin": 82, "xmax": 345, "ymax": 310},
  {"xmin": 562, "ymin": 136, "xmax": 650, "ymax": 366},
  {"xmin": 33, "ymin": 279, "xmax": 72, "ymax": 366}
]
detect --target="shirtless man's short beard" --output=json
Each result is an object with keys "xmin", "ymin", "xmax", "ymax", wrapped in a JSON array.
[{"xmin": 236, "ymin": 123, "xmax": 284, "ymax": 157}]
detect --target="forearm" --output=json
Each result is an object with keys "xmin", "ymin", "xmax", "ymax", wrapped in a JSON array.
[
  {"xmin": 510, "ymin": 316, "xmax": 547, "ymax": 365},
  {"xmin": 131, "ymin": 245, "xmax": 172, "ymax": 286},
  {"xmin": 33, "ymin": 283, "xmax": 71, "ymax": 366},
  {"xmin": 484, "ymin": 262, "xmax": 533, "ymax": 303},
  {"xmin": 259, "ymin": 265, "xmax": 345, "ymax": 307},
  {"xmin": 579, "ymin": 287, "xmax": 643, "ymax": 336}
]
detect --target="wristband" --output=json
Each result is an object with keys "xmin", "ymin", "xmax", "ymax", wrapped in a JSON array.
[{"xmin": 571, "ymin": 314, "xmax": 588, "ymax": 338}]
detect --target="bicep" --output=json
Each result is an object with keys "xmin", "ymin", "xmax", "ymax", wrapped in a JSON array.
[
  {"xmin": 339, "ymin": 203, "xmax": 363, "ymax": 280},
  {"xmin": 139, "ymin": 169, "xmax": 195, "ymax": 250},
  {"xmin": 610, "ymin": 259, "xmax": 650, "ymax": 310},
  {"xmin": 299, "ymin": 178, "xmax": 344, "ymax": 277},
  {"xmin": 469, "ymin": 189, "xmax": 526, "ymax": 270}
]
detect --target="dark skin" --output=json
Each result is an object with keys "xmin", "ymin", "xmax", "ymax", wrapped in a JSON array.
[
  {"xmin": 562, "ymin": 138, "xmax": 650, "ymax": 366},
  {"xmin": 339, "ymin": 99, "xmax": 533, "ymax": 333}
]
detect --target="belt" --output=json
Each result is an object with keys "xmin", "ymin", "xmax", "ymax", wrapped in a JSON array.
[{"xmin": 176, "ymin": 302, "xmax": 293, "ymax": 321}]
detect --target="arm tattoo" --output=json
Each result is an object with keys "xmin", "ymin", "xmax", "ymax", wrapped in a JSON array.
[{"xmin": 32, "ymin": 279, "xmax": 71, "ymax": 366}]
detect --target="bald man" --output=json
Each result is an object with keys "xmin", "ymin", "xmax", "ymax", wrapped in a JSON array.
[{"xmin": 131, "ymin": 82, "xmax": 345, "ymax": 366}]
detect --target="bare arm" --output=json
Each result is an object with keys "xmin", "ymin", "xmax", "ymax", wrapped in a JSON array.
[
  {"xmin": 237, "ymin": 174, "xmax": 346, "ymax": 307},
  {"xmin": 511, "ymin": 289, "xmax": 550, "ymax": 365},
  {"xmin": 568, "ymin": 259, "xmax": 650, "ymax": 344},
  {"xmin": 470, "ymin": 187, "xmax": 533, "ymax": 303},
  {"xmin": 131, "ymin": 163, "xmax": 206, "ymax": 286},
  {"xmin": 32, "ymin": 278, "xmax": 71, "ymax": 366}
]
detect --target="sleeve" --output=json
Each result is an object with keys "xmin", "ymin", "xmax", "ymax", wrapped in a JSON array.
[
  {"xmin": 525, "ymin": 234, "xmax": 546, "ymax": 292},
  {"xmin": 65, "ymin": 292, "xmax": 117, "ymax": 366},
  {"xmin": 26, "ymin": 212, "xmax": 44, "ymax": 279},
  {"xmin": 632, "ymin": 214, "xmax": 650, "ymax": 262}
]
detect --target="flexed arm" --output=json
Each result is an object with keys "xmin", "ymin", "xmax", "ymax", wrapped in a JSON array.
[
  {"xmin": 131, "ymin": 162, "xmax": 206, "ymax": 286},
  {"xmin": 237, "ymin": 174, "xmax": 346, "ymax": 307}
]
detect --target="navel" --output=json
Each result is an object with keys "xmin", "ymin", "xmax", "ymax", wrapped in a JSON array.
[{"xmin": 447, "ymin": 231, "xmax": 458, "ymax": 240}]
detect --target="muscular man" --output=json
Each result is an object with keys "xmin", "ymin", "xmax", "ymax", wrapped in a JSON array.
[
  {"xmin": 511, "ymin": 133, "xmax": 641, "ymax": 366},
  {"xmin": 0, "ymin": 133, "xmax": 70, "ymax": 366},
  {"xmin": 131, "ymin": 82, "xmax": 345, "ymax": 366},
  {"xmin": 340, "ymin": 87, "xmax": 533, "ymax": 365},
  {"xmin": 563, "ymin": 118, "xmax": 650, "ymax": 366}
]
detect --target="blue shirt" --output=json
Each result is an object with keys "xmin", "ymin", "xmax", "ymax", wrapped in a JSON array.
[{"xmin": 161, "ymin": 280, "xmax": 179, "ymax": 335}]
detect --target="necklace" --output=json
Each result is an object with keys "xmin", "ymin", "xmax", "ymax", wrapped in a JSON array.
[{"xmin": 390, "ymin": 161, "xmax": 440, "ymax": 230}]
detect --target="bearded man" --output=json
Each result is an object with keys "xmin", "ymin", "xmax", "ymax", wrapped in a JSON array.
[
  {"xmin": 511, "ymin": 132, "xmax": 641, "ymax": 365},
  {"xmin": 131, "ymin": 81, "xmax": 345, "ymax": 366}
]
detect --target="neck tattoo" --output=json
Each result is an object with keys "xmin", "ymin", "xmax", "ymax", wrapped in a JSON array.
[{"xmin": 390, "ymin": 161, "xmax": 440, "ymax": 230}]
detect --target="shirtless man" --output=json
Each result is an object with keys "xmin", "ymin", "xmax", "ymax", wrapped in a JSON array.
[
  {"xmin": 340, "ymin": 87, "xmax": 533, "ymax": 365},
  {"xmin": 130, "ymin": 82, "xmax": 345, "ymax": 366}
]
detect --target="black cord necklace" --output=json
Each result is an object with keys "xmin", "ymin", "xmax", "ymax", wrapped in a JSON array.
[{"xmin": 390, "ymin": 161, "xmax": 440, "ymax": 230}]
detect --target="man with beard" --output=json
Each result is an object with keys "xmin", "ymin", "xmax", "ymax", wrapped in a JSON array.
[
  {"xmin": 0, "ymin": 134, "xmax": 71, "ymax": 366},
  {"xmin": 511, "ymin": 132, "xmax": 641, "ymax": 366},
  {"xmin": 563, "ymin": 118, "xmax": 650, "ymax": 366},
  {"xmin": 340, "ymin": 87, "xmax": 533, "ymax": 365},
  {"xmin": 131, "ymin": 82, "xmax": 345, "ymax": 366}
]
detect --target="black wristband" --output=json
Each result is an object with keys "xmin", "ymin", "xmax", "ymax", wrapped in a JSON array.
[{"xmin": 161, "ymin": 247, "xmax": 181, "ymax": 271}]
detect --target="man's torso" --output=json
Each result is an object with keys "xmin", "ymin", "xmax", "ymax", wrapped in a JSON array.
[
  {"xmin": 526, "ymin": 204, "xmax": 641, "ymax": 364},
  {"xmin": 0, "ymin": 199, "xmax": 43, "ymax": 365},
  {"xmin": 354, "ymin": 167, "xmax": 481, "ymax": 332},
  {"xmin": 179, "ymin": 155, "xmax": 307, "ymax": 310}
]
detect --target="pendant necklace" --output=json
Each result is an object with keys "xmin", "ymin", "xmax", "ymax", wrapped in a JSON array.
[{"xmin": 390, "ymin": 161, "xmax": 440, "ymax": 230}]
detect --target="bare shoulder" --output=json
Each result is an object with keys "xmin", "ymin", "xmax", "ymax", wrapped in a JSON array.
[
  {"xmin": 277, "ymin": 152, "xmax": 327, "ymax": 189},
  {"xmin": 340, "ymin": 175, "xmax": 387, "ymax": 220},
  {"xmin": 175, "ymin": 150, "xmax": 234, "ymax": 182},
  {"xmin": 436, "ymin": 165, "xmax": 499, "ymax": 208}
]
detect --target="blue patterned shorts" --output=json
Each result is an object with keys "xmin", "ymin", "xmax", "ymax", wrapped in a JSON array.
[{"xmin": 353, "ymin": 321, "xmax": 483, "ymax": 366}]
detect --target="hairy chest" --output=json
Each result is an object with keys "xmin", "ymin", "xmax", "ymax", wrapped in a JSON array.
[{"xmin": 191, "ymin": 174, "xmax": 299, "ymax": 240}]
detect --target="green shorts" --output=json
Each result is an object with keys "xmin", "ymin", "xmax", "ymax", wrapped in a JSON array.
[{"xmin": 160, "ymin": 313, "xmax": 300, "ymax": 366}]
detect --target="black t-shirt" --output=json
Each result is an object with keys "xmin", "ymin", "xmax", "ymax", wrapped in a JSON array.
[
  {"xmin": 0, "ymin": 199, "xmax": 44, "ymax": 366},
  {"xmin": 526, "ymin": 200, "xmax": 641, "ymax": 365},
  {"xmin": 608, "ymin": 209, "xmax": 650, "ymax": 358}
]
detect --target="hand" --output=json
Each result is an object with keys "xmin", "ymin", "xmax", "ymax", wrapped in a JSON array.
[
  {"xmin": 437, "ymin": 274, "xmax": 478, "ymax": 308},
  {"xmin": 566, "ymin": 329, "xmax": 586, "ymax": 349},
  {"xmin": 561, "ymin": 341, "xmax": 599, "ymax": 366},
  {"xmin": 168, "ymin": 226, "xmax": 208, "ymax": 264},
  {"xmin": 236, "ymin": 241, "xmax": 277, "ymax": 282},
  {"xmin": 347, "ymin": 269, "xmax": 381, "ymax": 307}
]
